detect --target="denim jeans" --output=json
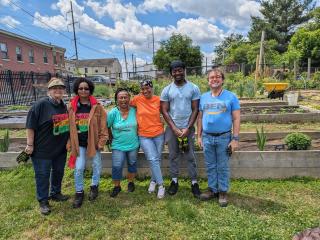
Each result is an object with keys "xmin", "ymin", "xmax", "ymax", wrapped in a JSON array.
[
  {"xmin": 74, "ymin": 147, "xmax": 102, "ymax": 192},
  {"xmin": 165, "ymin": 127, "xmax": 198, "ymax": 180},
  {"xmin": 139, "ymin": 133, "xmax": 164, "ymax": 185},
  {"xmin": 32, "ymin": 153, "xmax": 67, "ymax": 202},
  {"xmin": 112, "ymin": 149, "xmax": 138, "ymax": 180},
  {"xmin": 202, "ymin": 132, "xmax": 231, "ymax": 193}
]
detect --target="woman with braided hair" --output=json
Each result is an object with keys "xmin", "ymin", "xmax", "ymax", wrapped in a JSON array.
[{"xmin": 107, "ymin": 88, "xmax": 139, "ymax": 197}]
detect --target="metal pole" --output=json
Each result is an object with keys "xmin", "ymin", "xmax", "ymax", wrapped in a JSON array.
[
  {"xmin": 123, "ymin": 44, "xmax": 129, "ymax": 79},
  {"xmin": 70, "ymin": 1, "xmax": 78, "ymax": 60}
]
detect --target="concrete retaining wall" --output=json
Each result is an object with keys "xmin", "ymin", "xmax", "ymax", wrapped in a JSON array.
[
  {"xmin": 241, "ymin": 112, "xmax": 320, "ymax": 123},
  {"xmin": 2, "ymin": 151, "xmax": 320, "ymax": 179}
]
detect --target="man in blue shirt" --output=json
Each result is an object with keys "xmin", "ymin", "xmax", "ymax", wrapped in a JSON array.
[
  {"xmin": 160, "ymin": 60, "xmax": 201, "ymax": 198},
  {"xmin": 197, "ymin": 68, "xmax": 240, "ymax": 207}
]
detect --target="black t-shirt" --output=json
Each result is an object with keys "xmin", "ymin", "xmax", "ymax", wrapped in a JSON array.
[
  {"xmin": 26, "ymin": 97, "xmax": 69, "ymax": 159},
  {"xmin": 76, "ymin": 102, "xmax": 91, "ymax": 147}
]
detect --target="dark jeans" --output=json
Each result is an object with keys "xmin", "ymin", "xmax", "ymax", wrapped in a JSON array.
[{"xmin": 32, "ymin": 153, "xmax": 67, "ymax": 202}]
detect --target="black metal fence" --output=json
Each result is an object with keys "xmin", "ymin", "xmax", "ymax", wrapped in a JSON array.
[{"xmin": 0, "ymin": 70, "xmax": 74, "ymax": 106}]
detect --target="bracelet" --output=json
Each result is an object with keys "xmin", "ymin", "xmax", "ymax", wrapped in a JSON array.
[
  {"xmin": 232, "ymin": 136, "xmax": 240, "ymax": 141},
  {"xmin": 27, "ymin": 144, "xmax": 33, "ymax": 146}
]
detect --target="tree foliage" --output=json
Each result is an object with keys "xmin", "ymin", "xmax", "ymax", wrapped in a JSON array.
[
  {"xmin": 248, "ymin": 0, "xmax": 315, "ymax": 53},
  {"xmin": 153, "ymin": 34, "xmax": 203, "ymax": 71}
]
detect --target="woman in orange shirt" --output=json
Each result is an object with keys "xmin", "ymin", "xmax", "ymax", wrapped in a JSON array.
[{"xmin": 131, "ymin": 80, "xmax": 165, "ymax": 199}]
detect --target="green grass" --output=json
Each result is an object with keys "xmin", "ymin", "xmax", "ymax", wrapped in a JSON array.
[
  {"xmin": 0, "ymin": 129, "xmax": 26, "ymax": 138},
  {"xmin": 0, "ymin": 166, "xmax": 319, "ymax": 239}
]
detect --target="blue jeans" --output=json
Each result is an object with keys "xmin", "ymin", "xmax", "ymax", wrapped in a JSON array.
[
  {"xmin": 32, "ymin": 153, "xmax": 66, "ymax": 202},
  {"xmin": 112, "ymin": 149, "xmax": 138, "ymax": 180},
  {"xmin": 74, "ymin": 147, "xmax": 102, "ymax": 192},
  {"xmin": 139, "ymin": 134, "xmax": 164, "ymax": 185},
  {"xmin": 202, "ymin": 132, "xmax": 231, "ymax": 193}
]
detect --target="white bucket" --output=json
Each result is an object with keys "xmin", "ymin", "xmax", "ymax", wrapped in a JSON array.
[{"xmin": 287, "ymin": 92, "xmax": 298, "ymax": 106}]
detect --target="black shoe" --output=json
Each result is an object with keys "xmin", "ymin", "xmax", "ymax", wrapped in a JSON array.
[
  {"xmin": 110, "ymin": 186, "xmax": 121, "ymax": 198},
  {"xmin": 191, "ymin": 183, "xmax": 201, "ymax": 198},
  {"xmin": 39, "ymin": 200, "xmax": 51, "ymax": 215},
  {"xmin": 89, "ymin": 185, "xmax": 99, "ymax": 201},
  {"xmin": 168, "ymin": 181, "xmax": 178, "ymax": 195},
  {"xmin": 72, "ymin": 191, "xmax": 84, "ymax": 208},
  {"xmin": 127, "ymin": 182, "xmax": 135, "ymax": 192},
  {"xmin": 50, "ymin": 193, "xmax": 69, "ymax": 202}
]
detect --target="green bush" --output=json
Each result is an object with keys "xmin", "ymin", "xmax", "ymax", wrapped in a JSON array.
[{"xmin": 284, "ymin": 132, "xmax": 311, "ymax": 150}]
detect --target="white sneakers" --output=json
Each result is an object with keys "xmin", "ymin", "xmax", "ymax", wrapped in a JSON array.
[
  {"xmin": 148, "ymin": 181, "xmax": 157, "ymax": 193},
  {"xmin": 157, "ymin": 186, "xmax": 165, "ymax": 199},
  {"xmin": 148, "ymin": 181, "xmax": 165, "ymax": 199}
]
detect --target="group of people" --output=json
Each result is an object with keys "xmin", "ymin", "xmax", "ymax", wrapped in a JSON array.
[{"xmin": 25, "ymin": 60, "xmax": 240, "ymax": 215}]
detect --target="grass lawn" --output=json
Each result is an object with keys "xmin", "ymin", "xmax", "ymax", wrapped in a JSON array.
[{"xmin": 0, "ymin": 165, "xmax": 319, "ymax": 239}]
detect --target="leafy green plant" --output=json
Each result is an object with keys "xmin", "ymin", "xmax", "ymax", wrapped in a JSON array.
[
  {"xmin": 256, "ymin": 126, "xmax": 267, "ymax": 151},
  {"xmin": 285, "ymin": 132, "xmax": 311, "ymax": 150},
  {"xmin": 0, "ymin": 129, "xmax": 9, "ymax": 152}
]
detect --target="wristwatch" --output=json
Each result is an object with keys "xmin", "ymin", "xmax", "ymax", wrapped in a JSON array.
[{"xmin": 232, "ymin": 136, "xmax": 240, "ymax": 141}]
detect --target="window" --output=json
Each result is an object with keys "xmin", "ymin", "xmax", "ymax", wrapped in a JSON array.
[
  {"xmin": 29, "ymin": 49, "xmax": 34, "ymax": 63},
  {"xmin": 43, "ymin": 50, "xmax": 48, "ymax": 63},
  {"xmin": 85, "ymin": 68, "xmax": 88, "ymax": 73},
  {"xmin": 16, "ymin": 46, "xmax": 22, "ymax": 61},
  {"xmin": 53, "ymin": 51, "xmax": 57, "ymax": 65},
  {"xmin": 59, "ymin": 55, "xmax": 63, "ymax": 65},
  {"xmin": 95, "ymin": 69, "xmax": 98, "ymax": 73},
  {"xmin": 19, "ymin": 72, "xmax": 26, "ymax": 86},
  {"xmin": 105, "ymin": 67, "xmax": 108, "ymax": 72},
  {"xmin": 0, "ymin": 43, "xmax": 8, "ymax": 59}
]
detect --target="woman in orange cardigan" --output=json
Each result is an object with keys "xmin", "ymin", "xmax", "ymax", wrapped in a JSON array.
[{"xmin": 68, "ymin": 78, "xmax": 108, "ymax": 208}]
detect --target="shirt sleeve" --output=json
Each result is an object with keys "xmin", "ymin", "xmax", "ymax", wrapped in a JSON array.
[
  {"xmin": 107, "ymin": 108, "xmax": 115, "ymax": 128},
  {"xmin": 231, "ymin": 94, "xmax": 240, "ymax": 111},
  {"xmin": 192, "ymin": 85, "xmax": 201, "ymax": 100},
  {"xmin": 199, "ymin": 95, "xmax": 203, "ymax": 112},
  {"xmin": 130, "ymin": 96, "xmax": 138, "ymax": 107},
  {"xmin": 160, "ymin": 86, "xmax": 169, "ymax": 102},
  {"xmin": 25, "ymin": 104, "xmax": 39, "ymax": 129}
]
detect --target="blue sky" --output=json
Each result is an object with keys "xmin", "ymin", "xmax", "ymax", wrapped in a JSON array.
[{"xmin": 0, "ymin": 0, "xmax": 270, "ymax": 68}]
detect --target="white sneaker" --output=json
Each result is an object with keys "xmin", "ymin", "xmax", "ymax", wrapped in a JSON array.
[
  {"xmin": 148, "ymin": 181, "xmax": 156, "ymax": 193},
  {"xmin": 157, "ymin": 186, "xmax": 165, "ymax": 199}
]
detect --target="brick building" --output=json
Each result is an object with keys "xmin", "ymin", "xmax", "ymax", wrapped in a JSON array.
[{"xmin": 0, "ymin": 28, "xmax": 66, "ymax": 74}]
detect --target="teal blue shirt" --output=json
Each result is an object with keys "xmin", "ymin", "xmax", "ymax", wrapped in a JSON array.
[{"xmin": 107, "ymin": 107, "xmax": 139, "ymax": 151}]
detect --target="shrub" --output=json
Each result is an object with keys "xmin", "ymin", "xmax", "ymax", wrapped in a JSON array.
[
  {"xmin": 0, "ymin": 129, "xmax": 9, "ymax": 152},
  {"xmin": 256, "ymin": 126, "xmax": 267, "ymax": 151},
  {"xmin": 284, "ymin": 132, "xmax": 311, "ymax": 150}
]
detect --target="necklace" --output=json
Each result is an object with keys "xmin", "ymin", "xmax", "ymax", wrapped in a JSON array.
[{"xmin": 212, "ymin": 88, "xmax": 223, "ymax": 97}]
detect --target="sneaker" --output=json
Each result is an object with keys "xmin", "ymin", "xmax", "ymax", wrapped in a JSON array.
[
  {"xmin": 39, "ymin": 200, "xmax": 51, "ymax": 215},
  {"xmin": 191, "ymin": 183, "xmax": 201, "ymax": 198},
  {"xmin": 168, "ymin": 180, "xmax": 178, "ymax": 195},
  {"xmin": 72, "ymin": 191, "xmax": 84, "ymax": 208},
  {"xmin": 157, "ymin": 185, "xmax": 165, "ymax": 199},
  {"xmin": 88, "ymin": 185, "xmax": 99, "ymax": 201},
  {"xmin": 110, "ymin": 186, "xmax": 121, "ymax": 198},
  {"xmin": 50, "ymin": 193, "xmax": 69, "ymax": 202},
  {"xmin": 128, "ymin": 182, "xmax": 135, "ymax": 192},
  {"xmin": 218, "ymin": 192, "xmax": 228, "ymax": 207},
  {"xmin": 200, "ymin": 189, "xmax": 218, "ymax": 201},
  {"xmin": 148, "ymin": 181, "xmax": 156, "ymax": 193}
]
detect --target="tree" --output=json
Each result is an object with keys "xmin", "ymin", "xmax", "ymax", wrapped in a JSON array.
[
  {"xmin": 248, "ymin": 0, "xmax": 315, "ymax": 53},
  {"xmin": 153, "ymin": 34, "xmax": 203, "ymax": 72},
  {"xmin": 213, "ymin": 33, "xmax": 245, "ymax": 64}
]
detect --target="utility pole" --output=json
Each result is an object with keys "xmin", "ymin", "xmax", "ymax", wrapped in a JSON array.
[
  {"xmin": 132, "ymin": 54, "xmax": 134, "ymax": 73},
  {"xmin": 152, "ymin": 27, "xmax": 155, "ymax": 60},
  {"xmin": 69, "ymin": 1, "xmax": 78, "ymax": 60},
  {"xmin": 258, "ymin": 30, "xmax": 265, "ymax": 76},
  {"xmin": 123, "ymin": 44, "xmax": 129, "ymax": 79}
]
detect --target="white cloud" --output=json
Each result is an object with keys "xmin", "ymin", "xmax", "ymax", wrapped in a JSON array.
[
  {"xmin": 0, "ymin": 16, "xmax": 21, "ymax": 28},
  {"xmin": 50, "ymin": 3, "xmax": 58, "ymax": 10},
  {"xmin": 0, "ymin": 0, "xmax": 10, "ymax": 6}
]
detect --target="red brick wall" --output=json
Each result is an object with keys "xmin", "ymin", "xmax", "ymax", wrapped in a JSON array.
[{"xmin": 0, "ymin": 33, "xmax": 65, "ymax": 74}]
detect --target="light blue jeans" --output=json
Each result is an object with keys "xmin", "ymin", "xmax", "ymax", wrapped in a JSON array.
[
  {"xmin": 74, "ymin": 147, "xmax": 102, "ymax": 192},
  {"xmin": 112, "ymin": 149, "xmax": 138, "ymax": 180},
  {"xmin": 202, "ymin": 132, "xmax": 231, "ymax": 193},
  {"xmin": 139, "ymin": 133, "xmax": 164, "ymax": 185}
]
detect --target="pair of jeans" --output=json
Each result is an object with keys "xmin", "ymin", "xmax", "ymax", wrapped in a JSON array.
[
  {"xmin": 139, "ymin": 133, "xmax": 164, "ymax": 185},
  {"xmin": 31, "ymin": 153, "xmax": 67, "ymax": 202},
  {"xmin": 202, "ymin": 132, "xmax": 231, "ymax": 193},
  {"xmin": 112, "ymin": 149, "xmax": 138, "ymax": 180},
  {"xmin": 165, "ymin": 127, "xmax": 198, "ymax": 180},
  {"xmin": 74, "ymin": 147, "xmax": 102, "ymax": 192}
]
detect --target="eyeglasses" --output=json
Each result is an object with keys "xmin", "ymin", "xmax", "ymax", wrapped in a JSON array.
[
  {"xmin": 209, "ymin": 75, "xmax": 222, "ymax": 79},
  {"xmin": 78, "ymin": 87, "xmax": 90, "ymax": 91}
]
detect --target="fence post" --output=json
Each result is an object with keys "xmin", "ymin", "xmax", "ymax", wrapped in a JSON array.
[
  {"xmin": 7, "ymin": 70, "xmax": 16, "ymax": 105},
  {"xmin": 307, "ymin": 58, "xmax": 311, "ymax": 80},
  {"xmin": 30, "ymin": 71, "xmax": 37, "ymax": 101}
]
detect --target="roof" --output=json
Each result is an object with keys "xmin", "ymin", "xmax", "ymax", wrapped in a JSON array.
[
  {"xmin": 76, "ymin": 58, "xmax": 120, "ymax": 68},
  {"xmin": 0, "ymin": 28, "xmax": 65, "ymax": 52}
]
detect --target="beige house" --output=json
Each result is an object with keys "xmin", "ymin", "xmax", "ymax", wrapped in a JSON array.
[{"xmin": 76, "ymin": 58, "xmax": 122, "ymax": 79}]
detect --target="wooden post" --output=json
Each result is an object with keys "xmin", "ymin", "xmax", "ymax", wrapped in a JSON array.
[
  {"xmin": 307, "ymin": 58, "xmax": 311, "ymax": 80},
  {"xmin": 258, "ymin": 30, "xmax": 265, "ymax": 76},
  {"xmin": 293, "ymin": 60, "xmax": 297, "ymax": 80}
]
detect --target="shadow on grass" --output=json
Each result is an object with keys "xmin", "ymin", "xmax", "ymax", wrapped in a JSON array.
[{"xmin": 229, "ymin": 192, "xmax": 287, "ymax": 215}]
